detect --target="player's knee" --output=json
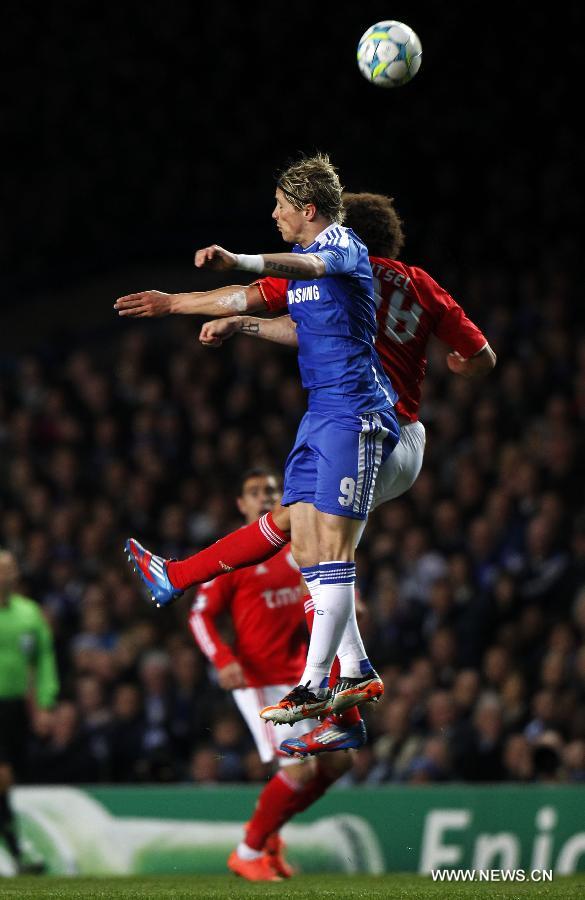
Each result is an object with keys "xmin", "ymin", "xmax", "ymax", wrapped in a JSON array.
[
  {"xmin": 317, "ymin": 752, "xmax": 353, "ymax": 780},
  {"xmin": 271, "ymin": 503, "xmax": 291, "ymax": 534},
  {"xmin": 317, "ymin": 531, "xmax": 356, "ymax": 563},
  {"xmin": 289, "ymin": 540, "xmax": 316, "ymax": 570},
  {"xmin": 0, "ymin": 764, "xmax": 14, "ymax": 792},
  {"xmin": 316, "ymin": 511, "xmax": 360, "ymax": 562},
  {"xmin": 280, "ymin": 758, "xmax": 317, "ymax": 784}
]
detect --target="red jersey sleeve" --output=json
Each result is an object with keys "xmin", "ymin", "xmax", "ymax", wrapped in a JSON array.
[
  {"xmin": 188, "ymin": 576, "xmax": 237, "ymax": 671},
  {"xmin": 429, "ymin": 281, "xmax": 487, "ymax": 358},
  {"xmin": 254, "ymin": 276, "xmax": 288, "ymax": 312}
]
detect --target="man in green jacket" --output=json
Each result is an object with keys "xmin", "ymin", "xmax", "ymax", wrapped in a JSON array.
[{"xmin": 0, "ymin": 549, "xmax": 59, "ymax": 874}]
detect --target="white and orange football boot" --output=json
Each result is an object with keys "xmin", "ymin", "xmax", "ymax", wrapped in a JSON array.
[
  {"xmin": 260, "ymin": 682, "xmax": 332, "ymax": 725},
  {"xmin": 330, "ymin": 670, "xmax": 384, "ymax": 713}
]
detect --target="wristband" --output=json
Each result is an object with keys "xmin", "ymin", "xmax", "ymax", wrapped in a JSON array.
[{"xmin": 235, "ymin": 253, "xmax": 264, "ymax": 273}]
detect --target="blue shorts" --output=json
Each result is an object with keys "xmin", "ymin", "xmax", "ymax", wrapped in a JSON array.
[{"xmin": 281, "ymin": 408, "xmax": 400, "ymax": 520}]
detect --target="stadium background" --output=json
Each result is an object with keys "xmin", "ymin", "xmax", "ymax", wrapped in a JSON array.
[{"xmin": 1, "ymin": 0, "xmax": 583, "ymax": 798}]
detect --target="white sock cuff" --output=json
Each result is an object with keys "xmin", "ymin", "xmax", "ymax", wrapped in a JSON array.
[{"xmin": 319, "ymin": 561, "xmax": 356, "ymax": 585}]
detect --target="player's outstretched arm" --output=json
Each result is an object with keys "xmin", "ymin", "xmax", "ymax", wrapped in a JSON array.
[
  {"xmin": 114, "ymin": 284, "xmax": 266, "ymax": 318},
  {"xmin": 200, "ymin": 315, "xmax": 298, "ymax": 348},
  {"xmin": 447, "ymin": 343, "xmax": 497, "ymax": 378},
  {"xmin": 194, "ymin": 244, "xmax": 326, "ymax": 280}
]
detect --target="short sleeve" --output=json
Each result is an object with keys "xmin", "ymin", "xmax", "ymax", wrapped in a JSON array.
[
  {"xmin": 254, "ymin": 277, "xmax": 288, "ymax": 312},
  {"xmin": 411, "ymin": 266, "xmax": 487, "ymax": 358},
  {"xmin": 314, "ymin": 238, "xmax": 360, "ymax": 276},
  {"xmin": 435, "ymin": 298, "xmax": 488, "ymax": 358}
]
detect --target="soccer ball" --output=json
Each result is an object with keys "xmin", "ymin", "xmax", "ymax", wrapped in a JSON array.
[{"xmin": 357, "ymin": 20, "xmax": 422, "ymax": 88}]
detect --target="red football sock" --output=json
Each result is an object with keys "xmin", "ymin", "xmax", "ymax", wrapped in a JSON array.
[
  {"xmin": 246, "ymin": 768, "xmax": 339, "ymax": 851},
  {"xmin": 304, "ymin": 597, "xmax": 362, "ymax": 728},
  {"xmin": 276, "ymin": 768, "xmax": 338, "ymax": 818},
  {"xmin": 167, "ymin": 512, "xmax": 288, "ymax": 590},
  {"xmin": 331, "ymin": 705, "xmax": 362, "ymax": 726},
  {"xmin": 245, "ymin": 769, "xmax": 302, "ymax": 851}
]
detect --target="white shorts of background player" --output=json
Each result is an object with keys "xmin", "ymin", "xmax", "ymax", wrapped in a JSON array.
[{"xmin": 233, "ymin": 684, "xmax": 319, "ymax": 767}]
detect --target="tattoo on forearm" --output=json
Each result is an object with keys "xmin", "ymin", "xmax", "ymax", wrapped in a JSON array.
[
  {"xmin": 217, "ymin": 290, "xmax": 247, "ymax": 312},
  {"xmin": 265, "ymin": 262, "xmax": 309, "ymax": 277},
  {"xmin": 240, "ymin": 322, "xmax": 260, "ymax": 335}
]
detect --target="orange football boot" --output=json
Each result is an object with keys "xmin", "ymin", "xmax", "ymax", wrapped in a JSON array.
[
  {"xmin": 265, "ymin": 833, "xmax": 295, "ymax": 878},
  {"xmin": 330, "ymin": 672, "xmax": 384, "ymax": 712},
  {"xmin": 227, "ymin": 849, "xmax": 282, "ymax": 881},
  {"xmin": 260, "ymin": 682, "xmax": 332, "ymax": 725}
]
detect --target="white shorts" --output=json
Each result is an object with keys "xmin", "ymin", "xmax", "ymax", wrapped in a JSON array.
[
  {"xmin": 372, "ymin": 420, "xmax": 426, "ymax": 509},
  {"xmin": 354, "ymin": 420, "xmax": 425, "ymax": 546},
  {"xmin": 233, "ymin": 684, "xmax": 319, "ymax": 767}
]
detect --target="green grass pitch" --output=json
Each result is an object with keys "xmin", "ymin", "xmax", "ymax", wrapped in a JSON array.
[{"xmin": 0, "ymin": 875, "xmax": 583, "ymax": 900}]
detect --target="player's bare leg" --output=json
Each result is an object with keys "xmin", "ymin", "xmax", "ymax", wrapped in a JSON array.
[
  {"xmin": 314, "ymin": 509, "xmax": 383, "ymax": 712},
  {"xmin": 299, "ymin": 509, "xmax": 362, "ymax": 687},
  {"xmin": 261, "ymin": 504, "xmax": 381, "ymax": 724},
  {"xmin": 259, "ymin": 504, "xmax": 333, "ymax": 723}
]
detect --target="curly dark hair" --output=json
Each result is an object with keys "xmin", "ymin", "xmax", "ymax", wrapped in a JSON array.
[{"xmin": 343, "ymin": 192, "xmax": 405, "ymax": 259}]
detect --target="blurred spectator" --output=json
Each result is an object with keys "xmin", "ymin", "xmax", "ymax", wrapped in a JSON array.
[
  {"xmin": 372, "ymin": 699, "xmax": 423, "ymax": 781},
  {"xmin": 210, "ymin": 714, "xmax": 250, "ymax": 782},
  {"xmin": 457, "ymin": 695, "xmax": 506, "ymax": 782},
  {"xmin": 452, "ymin": 670, "xmax": 481, "ymax": 723},
  {"xmin": 29, "ymin": 702, "xmax": 101, "ymax": 784},
  {"xmin": 136, "ymin": 651, "xmax": 177, "ymax": 781},
  {"xmin": 404, "ymin": 737, "xmax": 451, "ymax": 784},
  {"xmin": 108, "ymin": 683, "xmax": 146, "ymax": 782},
  {"xmin": 503, "ymin": 734, "xmax": 533, "ymax": 782},
  {"xmin": 189, "ymin": 746, "xmax": 220, "ymax": 785},
  {"xmin": 563, "ymin": 740, "xmax": 585, "ymax": 782},
  {"xmin": 75, "ymin": 676, "xmax": 111, "ymax": 779},
  {"xmin": 532, "ymin": 732, "xmax": 564, "ymax": 783}
]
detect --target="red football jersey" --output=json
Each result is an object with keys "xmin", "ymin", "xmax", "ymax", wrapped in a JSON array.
[
  {"xmin": 256, "ymin": 260, "xmax": 487, "ymax": 422},
  {"xmin": 189, "ymin": 545, "xmax": 306, "ymax": 687}
]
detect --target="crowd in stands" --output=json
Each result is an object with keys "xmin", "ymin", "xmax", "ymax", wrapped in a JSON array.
[
  {"xmin": 1, "ymin": 263, "xmax": 583, "ymax": 785},
  {"xmin": 2, "ymin": 0, "xmax": 581, "ymax": 793}
]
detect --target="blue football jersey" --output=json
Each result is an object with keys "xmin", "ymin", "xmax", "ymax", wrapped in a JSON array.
[{"xmin": 287, "ymin": 224, "xmax": 397, "ymax": 413}]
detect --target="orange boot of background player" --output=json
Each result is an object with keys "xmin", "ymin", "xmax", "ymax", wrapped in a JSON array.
[
  {"xmin": 264, "ymin": 833, "xmax": 295, "ymax": 878},
  {"xmin": 227, "ymin": 849, "xmax": 282, "ymax": 882}
]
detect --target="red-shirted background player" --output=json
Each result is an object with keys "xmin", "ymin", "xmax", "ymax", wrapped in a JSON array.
[
  {"xmin": 118, "ymin": 193, "xmax": 496, "ymax": 751},
  {"xmin": 189, "ymin": 468, "xmax": 352, "ymax": 882}
]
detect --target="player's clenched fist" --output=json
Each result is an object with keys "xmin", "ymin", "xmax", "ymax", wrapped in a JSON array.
[
  {"xmin": 217, "ymin": 660, "xmax": 247, "ymax": 690},
  {"xmin": 114, "ymin": 290, "xmax": 172, "ymax": 317},
  {"xmin": 199, "ymin": 316, "xmax": 240, "ymax": 347},
  {"xmin": 194, "ymin": 245, "xmax": 238, "ymax": 271},
  {"xmin": 447, "ymin": 348, "xmax": 497, "ymax": 378}
]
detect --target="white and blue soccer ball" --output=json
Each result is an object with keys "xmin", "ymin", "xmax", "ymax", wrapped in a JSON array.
[{"xmin": 357, "ymin": 20, "xmax": 422, "ymax": 88}]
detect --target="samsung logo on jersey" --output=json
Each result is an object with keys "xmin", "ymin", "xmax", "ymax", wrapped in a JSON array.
[{"xmin": 287, "ymin": 285, "xmax": 321, "ymax": 304}]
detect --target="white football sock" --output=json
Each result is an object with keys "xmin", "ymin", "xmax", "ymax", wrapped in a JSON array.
[
  {"xmin": 336, "ymin": 603, "xmax": 372, "ymax": 678},
  {"xmin": 301, "ymin": 561, "xmax": 356, "ymax": 692},
  {"xmin": 236, "ymin": 842, "xmax": 263, "ymax": 860}
]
